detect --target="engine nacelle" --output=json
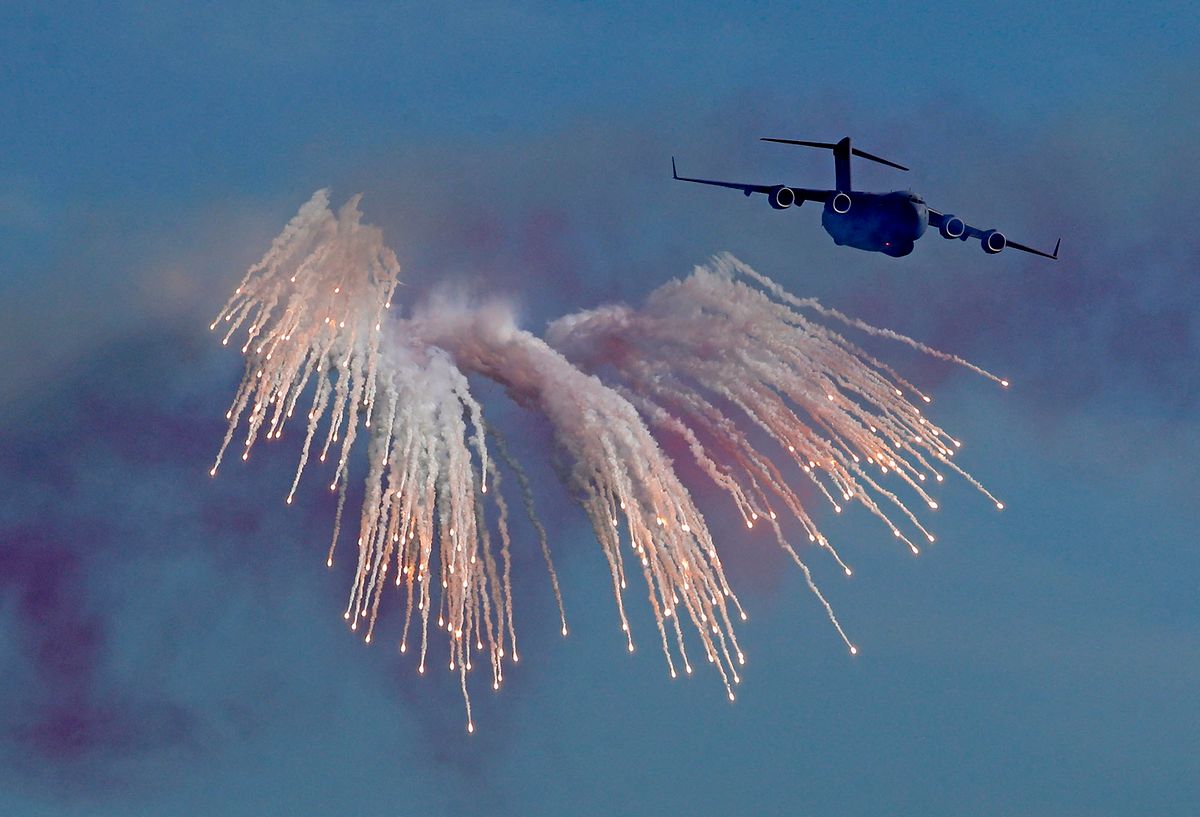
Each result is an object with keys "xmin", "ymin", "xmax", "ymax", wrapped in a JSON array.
[
  {"xmin": 769, "ymin": 186, "xmax": 796, "ymax": 210},
  {"xmin": 830, "ymin": 191, "xmax": 851, "ymax": 214},
  {"xmin": 981, "ymin": 229, "xmax": 1006, "ymax": 254},
  {"xmin": 939, "ymin": 214, "xmax": 966, "ymax": 240}
]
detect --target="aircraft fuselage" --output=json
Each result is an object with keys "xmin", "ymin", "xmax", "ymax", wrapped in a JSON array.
[
  {"xmin": 672, "ymin": 135, "xmax": 1060, "ymax": 260},
  {"xmin": 820, "ymin": 191, "xmax": 927, "ymax": 258}
]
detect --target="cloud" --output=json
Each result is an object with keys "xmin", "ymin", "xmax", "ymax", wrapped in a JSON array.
[{"xmin": 2, "ymin": 45, "xmax": 1196, "ymax": 814}]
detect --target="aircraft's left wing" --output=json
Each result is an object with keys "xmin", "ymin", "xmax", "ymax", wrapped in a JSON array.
[
  {"xmin": 672, "ymin": 158, "xmax": 829, "ymax": 203},
  {"xmin": 928, "ymin": 209, "xmax": 1060, "ymax": 260}
]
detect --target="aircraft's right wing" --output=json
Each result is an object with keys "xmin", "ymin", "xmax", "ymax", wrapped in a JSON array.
[
  {"xmin": 672, "ymin": 158, "xmax": 830, "ymax": 203},
  {"xmin": 928, "ymin": 209, "xmax": 1060, "ymax": 260}
]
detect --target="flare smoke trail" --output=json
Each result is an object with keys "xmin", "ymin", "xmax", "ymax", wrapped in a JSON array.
[{"xmin": 211, "ymin": 191, "xmax": 1006, "ymax": 731}]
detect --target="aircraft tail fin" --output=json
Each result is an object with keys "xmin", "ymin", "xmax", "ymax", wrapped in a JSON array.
[{"xmin": 760, "ymin": 137, "xmax": 908, "ymax": 191}]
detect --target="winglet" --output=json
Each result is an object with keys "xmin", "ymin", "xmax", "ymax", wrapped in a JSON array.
[
  {"xmin": 1007, "ymin": 234, "xmax": 1062, "ymax": 260},
  {"xmin": 672, "ymin": 156, "xmax": 679, "ymax": 180}
]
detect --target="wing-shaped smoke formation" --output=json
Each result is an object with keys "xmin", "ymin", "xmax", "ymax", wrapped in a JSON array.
[{"xmin": 211, "ymin": 191, "xmax": 1005, "ymax": 730}]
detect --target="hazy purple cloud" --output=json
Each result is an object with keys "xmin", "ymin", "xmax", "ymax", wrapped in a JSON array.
[{"xmin": 1, "ymin": 10, "xmax": 1195, "ymax": 812}]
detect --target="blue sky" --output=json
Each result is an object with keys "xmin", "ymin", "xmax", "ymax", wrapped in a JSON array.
[{"xmin": 2, "ymin": 3, "xmax": 1197, "ymax": 816}]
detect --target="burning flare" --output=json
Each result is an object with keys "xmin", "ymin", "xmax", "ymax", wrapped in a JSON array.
[{"xmin": 211, "ymin": 191, "xmax": 1005, "ymax": 730}]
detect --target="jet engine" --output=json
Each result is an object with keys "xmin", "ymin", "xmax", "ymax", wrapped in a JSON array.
[
  {"xmin": 830, "ymin": 192, "xmax": 851, "ymax": 214},
  {"xmin": 939, "ymin": 214, "xmax": 966, "ymax": 239},
  {"xmin": 769, "ymin": 185, "xmax": 796, "ymax": 210},
  {"xmin": 980, "ymin": 229, "xmax": 1006, "ymax": 254}
]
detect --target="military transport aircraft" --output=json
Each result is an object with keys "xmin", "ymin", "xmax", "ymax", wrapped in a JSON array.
[{"xmin": 672, "ymin": 136, "xmax": 1059, "ymax": 260}]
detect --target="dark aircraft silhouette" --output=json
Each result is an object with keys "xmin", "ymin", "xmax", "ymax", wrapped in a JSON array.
[{"xmin": 672, "ymin": 136, "xmax": 1059, "ymax": 260}]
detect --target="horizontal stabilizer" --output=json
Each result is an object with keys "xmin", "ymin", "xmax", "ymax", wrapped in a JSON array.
[{"xmin": 760, "ymin": 137, "xmax": 909, "ymax": 172}]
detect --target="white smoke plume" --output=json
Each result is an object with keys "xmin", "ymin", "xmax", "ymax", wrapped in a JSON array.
[{"xmin": 211, "ymin": 191, "xmax": 1005, "ymax": 730}]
